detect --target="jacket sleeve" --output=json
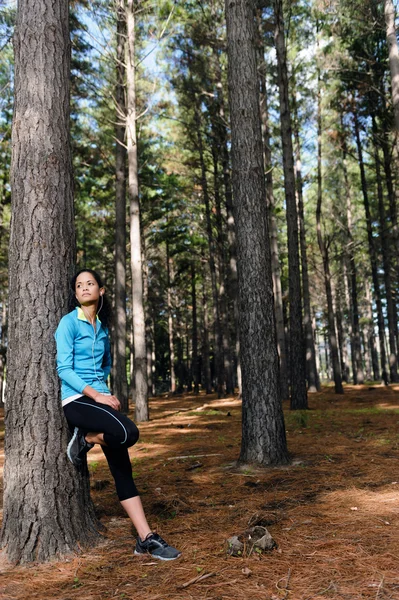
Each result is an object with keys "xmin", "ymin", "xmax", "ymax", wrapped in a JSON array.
[
  {"xmin": 55, "ymin": 316, "xmax": 88, "ymax": 394},
  {"xmin": 102, "ymin": 331, "xmax": 112, "ymax": 382}
]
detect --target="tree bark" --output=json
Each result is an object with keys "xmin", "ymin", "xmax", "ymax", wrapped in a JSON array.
[
  {"xmin": 212, "ymin": 144, "xmax": 235, "ymax": 395},
  {"xmin": 0, "ymin": 300, "xmax": 7, "ymax": 407},
  {"xmin": 1, "ymin": 0, "xmax": 102, "ymax": 563},
  {"xmin": 274, "ymin": 0, "xmax": 307, "ymax": 409},
  {"xmin": 114, "ymin": 0, "xmax": 129, "ymax": 412},
  {"xmin": 194, "ymin": 103, "xmax": 224, "ymax": 398},
  {"xmin": 212, "ymin": 46, "xmax": 239, "ymax": 395},
  {"xmin": 126, "ymin": 0, "xmax": 148, "ymax": 420},
  {"xmin": 225, "ymin": 0, "xmax": 288, "ymax": 464},
  {"xmin": 372, "ymin": 116, "xmax": 399, "ymax": 382},
  {"xmin": 166, "ymin": 242, "xmax": 176, "ymax": 393},
  {"xmin": 365, "ymin": 279, "xmax": 380, "ymax": 381},
  {"xmin": 385, "ymin": 0, "xmax": 399, "ymax": 133},
  {"xmin": 191, "ymin": 262, "xmax": 199, "ymax": 394},
  {"xmin": 257, "ymin": 14, "xmax": 289, "ymax": 400},
  {"xmin": 353, "ymin": 107, "xmax": 388, "ymax": 384},
  {"xmin": 201, "ymin": 267, "xmax": 213, "ymax": 394},
  {"xmin": 341, "ymin": 120, "xmax": 363, "ymax": 384}
]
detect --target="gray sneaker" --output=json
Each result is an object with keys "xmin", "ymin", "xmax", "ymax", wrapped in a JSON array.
[
  {"xmin": 134, "ymin": 533, "xmax": 181, "ymax": 561},
  {"xmin": 67, "ymin": 427, "xmax": 94, "ymax": 467}
]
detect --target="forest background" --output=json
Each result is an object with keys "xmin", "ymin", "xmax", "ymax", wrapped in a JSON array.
[
  {"xmin": 2, "ymin": 0, "xmax": 399, "ymax": 407},
  {"xmin": 1, "ymin": 0, "xmax": 399, "ymax": 594}
]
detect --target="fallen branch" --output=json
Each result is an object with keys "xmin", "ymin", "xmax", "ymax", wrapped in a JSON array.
[
  {"xmin": 179, "ymin": 572, "xmax": 216, "ymax": 589},
  {"xmin": 167, "ymin": 453, "xmax": 223, "ymax": 461},
  {"xmin": 276, "ymin": 568, "xmax": 291, "ymax": 599}
]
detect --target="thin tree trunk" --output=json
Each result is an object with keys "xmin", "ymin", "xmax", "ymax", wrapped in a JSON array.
[
  {"xmin": 225, "ymin": 0, "xmax": 288, "ymax": 464},
  {"xmin": 341, "ymin": 120, "xmax": 363, "ymax": 384},
  {"xmin": 316, "ymin": 79, "xmax": 343, "ymax": 394},
  {"xmin": 292, "ymin": 87, "xmax": 320, "ymax": 392},
  {"xmin": 211, "ymin": 143, "xmax": 235, "ymax": 394},
  {"xmin": 274, "ymin": 0, "xmax": 307, "ymax": 409},
  {"xmin": 126, "ymin": 0, "xmax": 148, "ymax": 420},
  {"xmin": 191, "ymin": 262, "xmax": 199, "ymax": 394},
  {"xmin": 334, "ymin": 276, "xmax": 348, "ymax": 383},
  {"xmin": 201, "ymin": 269, "xmax": 212, "ymax": 394},
  {"xmin": 0, "ymin": 300, "xmax": 7, "ymax": 408},
  {"xmin": 212, "ymin": 47, "xmax": 240, "ymax": 395},
  {"xmin": 1, "ymin": 0, "xmax": 102, "ymax": 562},
  {"xmin": 365, "ymin": 279, "xmax": 380, "ymax": 381},
  {"xmin": 380, "ymin": 134, "xmax": 399, "ymax": 286},
  {"xmin": 353, "ymin": 107, "xmax": 388, "ymax": 384},
  {"xmin": 166, "ymin": 243, "xmax": 176, "ymax": 393},
  {"xmin": 372, "ymin": 116, "xmax": 399, "ymax": 382},
  {"xmin": 194, "ymin": 103, "xmax": 224, "ymax": 398},
  {"xmin": 142, "ymin": 253, "xmax": 153, "ymax": 397},
  {"xmin": 257, "ymin": 15, "xmax": 289, "ymax": 399},
  {"xmin": 114, "ymin": 0, "xmax": 128, "ymax": 412},
  {"xmin": 385, "ymin": 0, "xmax": 399, "ymax": 133}
]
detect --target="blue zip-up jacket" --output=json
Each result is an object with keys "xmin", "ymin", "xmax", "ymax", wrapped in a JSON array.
[{"xmin": 55, "ymin": 307, "xmax": 111, "ymax": 402}]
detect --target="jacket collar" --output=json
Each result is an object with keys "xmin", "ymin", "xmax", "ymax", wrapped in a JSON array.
[{"xmin": 76, "ymin": 306, "xmax": 101, "ymax": 326}]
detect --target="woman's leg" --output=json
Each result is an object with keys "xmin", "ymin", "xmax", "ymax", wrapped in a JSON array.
[
  {"xmin": 64, "ymin": 396, "xmax": 139, "ymax": 448},
  {"xmin": 64, "ymin": 397, "xmax": 151, "ymax": 535}
]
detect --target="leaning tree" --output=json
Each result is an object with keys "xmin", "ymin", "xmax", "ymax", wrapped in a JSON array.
[{"xmin": 0, "ymin": 0, "xmax": 102, "ymax": 563}]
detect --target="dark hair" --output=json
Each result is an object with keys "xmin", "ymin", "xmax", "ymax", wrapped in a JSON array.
[{"xmin": 68, "ymin": 268, "xmax": 112, "ymax": 328}]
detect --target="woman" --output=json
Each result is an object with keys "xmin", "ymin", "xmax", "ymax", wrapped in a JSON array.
[{"xmin": 55, "ymin": 268, "xmax": 181, "ymax": 561}]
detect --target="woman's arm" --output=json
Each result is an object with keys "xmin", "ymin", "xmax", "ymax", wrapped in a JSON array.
[
  {"xmin": 55, "ymin": 316, "xmax": 88, "ymax": 395},
  {"xmin": 101, "ymin": 332, "xmax": 112, "ymax": 382},
  {"xmin": 82, "ymin": 384, "xmax": 121, "ymax": 411}
]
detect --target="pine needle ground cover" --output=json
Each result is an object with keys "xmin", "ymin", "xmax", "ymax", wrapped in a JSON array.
[{"xmin": 0, "ymin": 386, "xmax": 399, "ymax": 599}]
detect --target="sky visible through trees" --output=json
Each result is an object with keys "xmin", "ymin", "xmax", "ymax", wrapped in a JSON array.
[{"xmin": 1, "ymin": 0, "xmax": 399, "ymax": 406}]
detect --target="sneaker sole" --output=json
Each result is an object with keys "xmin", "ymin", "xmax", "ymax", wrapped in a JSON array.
[
  {"xmin": 134, "ymin": 550, "xmax": 181, "ymax": 561},
  {"xmin": 66, "ymin": 428, "xmax": 79, "ymax": 464}
]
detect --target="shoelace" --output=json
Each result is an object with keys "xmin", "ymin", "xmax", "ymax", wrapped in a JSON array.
[{"xmin": 148, "ymin": 533, "xmax": 168, "ymax": 547}]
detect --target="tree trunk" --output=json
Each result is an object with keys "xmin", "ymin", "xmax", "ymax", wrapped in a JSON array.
[
  {"xmin": 316, "ymin": 80, "xmax": 343, "ymax": 394},
  {"xmin": 341, "ymin": 120, "xmax": 363, "ymax": 384},
  {"xmin": 191, "ymin": 262, "xmax": 199, "ymax": 394},
  {"xmin": 274, "ymin": 0, "xmax": 307, "ymax": 409},
  {"xmin": 194, "ymin": 103, "xmax": 224, "ymax": 398},
  {"xmin": 372, "ymin": 116, "xmax": 399, "ymax": 382},
  {"xmin": 365, "ymin": 279, "xmax": 380, "ymax": 381},
  {"xmin": 212, "ymin": 47, "xmax": 240, "ymax": 395},
  {"xmin": 257, "ymin": 15, "xmax": 289, "ymax": 400},
  {"xmin": 385, "ymin": 0, "xmax": 399, "ymax": 133},
  {"xmin": 380, "ymin": 134, "xmax": 399, "ymax": 285},
  {"xmin": 291, "ymin": 87, "xmax": 320, "ymax": 393},
  {"xmin": 0, "ymin": 0, "xmax": 102, "ymax": 563},
  {"xmin": 334, "ymin": 276, "xmax": 348, "ymax": 383},
  {"xmin": 126, "ymin": 0, "xmax": 148, "ymax": 420},
  {"xmin": 225, "ymin": 0, "xmax": 288, "ymax": 464},
  {"xmin": 201, "ymin": 269, "xmax": 213, "ymax": 394},
  {"xmin": 142, "ymin": 253, "xmax": 153, "ymax": 397},
  {"xmin": 211, "ymin": 142, "xmax": 235, "ymax": 395},
  {"xmin": 0, "ymin": 300, "xmax": 7, "ymax": 407},
  {"xmin": 114, "ymin": 0, "xmax": 129, "ymax": 412},
  {"xmin": 353, "ymin": 108, "xmax": 388, "ymax": 384},
  {"xmin": 166, "ymin": 242, "xmax": 176, "ymax": 393}
]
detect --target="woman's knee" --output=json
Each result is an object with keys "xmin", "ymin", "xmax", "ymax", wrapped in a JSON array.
[{"xmin": 125, "ymin": 421, "xmax": 139, "ymax": 447}]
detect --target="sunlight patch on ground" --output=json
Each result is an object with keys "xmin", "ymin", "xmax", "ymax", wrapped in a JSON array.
[{"xmin": 319, "ymin": 486, "xmax": 399, "ymax": 516}]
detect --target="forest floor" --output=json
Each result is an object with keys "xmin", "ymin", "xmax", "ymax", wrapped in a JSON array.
[{"xmin": 0, "ymin": 385, "xmax": 399, "ymax": 600}]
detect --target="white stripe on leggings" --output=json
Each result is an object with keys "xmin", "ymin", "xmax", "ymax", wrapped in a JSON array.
[{"xmin": 73, "ymin": 400, "xmax": 128, "ymax": 445}]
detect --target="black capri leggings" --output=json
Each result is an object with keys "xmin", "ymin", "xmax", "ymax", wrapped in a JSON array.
[{"xmin": 64, "ymin": 396, "xmax": 140, "ymax": 501}]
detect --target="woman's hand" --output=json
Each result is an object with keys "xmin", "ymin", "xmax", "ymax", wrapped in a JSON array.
[{"xmin": 95, "ymin": 394, "xmax": 121, "ymax": 411}]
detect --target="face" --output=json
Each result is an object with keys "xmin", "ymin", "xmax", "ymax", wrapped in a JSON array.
[{"xmin": 75, "ymin": 272, "xmax": 104, "ymax": 306}]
